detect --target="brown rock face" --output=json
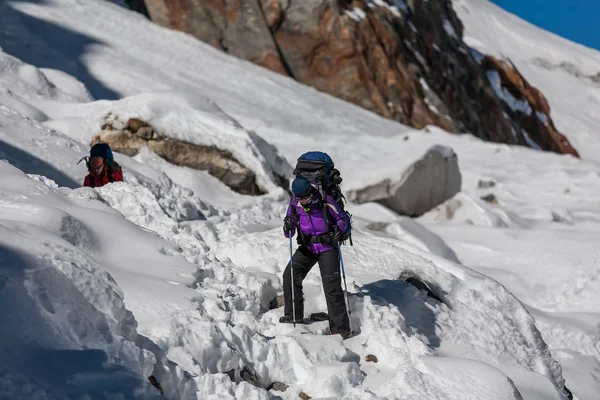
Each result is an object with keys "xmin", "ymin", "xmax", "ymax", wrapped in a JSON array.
[
  {"xmin": 92, "ymin": 125, "xmax": 265, "ymax": 195},
  {"xmin": 140, "ymin": 0, "xmax": 578, "ymax": 156}
]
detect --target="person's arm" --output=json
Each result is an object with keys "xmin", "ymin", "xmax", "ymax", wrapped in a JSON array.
[
  {"xmin": 284, "ymin": 199, "xmax": 297, "ymax": 238},
  {"xmin": 83, "ymin": 175, "xmax": 91, "ymax": 187}
]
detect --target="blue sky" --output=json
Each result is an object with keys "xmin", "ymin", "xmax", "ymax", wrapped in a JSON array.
[{"xmin": 491, "ymin": 0, "xmax": 600, "ymax": 51}]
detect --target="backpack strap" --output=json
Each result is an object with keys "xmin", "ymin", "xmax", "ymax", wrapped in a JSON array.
[
  {"xmin": 89, "ymin": 175, "xmax": 95, "ymax": 188},
  {"xmin": 106, "ymin": 160, "xmax": 122, "ymax": 183},
  {"xmin": 290, "ymin": 201, "xmax": 307, "ymax": 246},
  {"xmin": 322, "ymin": 202, "xmax": 329, "ymax": 233}
]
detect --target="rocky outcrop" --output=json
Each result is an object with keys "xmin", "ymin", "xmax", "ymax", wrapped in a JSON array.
[
  {"xmin": 482, "ymin": 56, "xmax": 578, "ymax": 156},
  {"xmin": 347, "ymin": 145, "xmax": 461, "ymax": 216},
  {"xmin": 138, "ymin": 0, "xmax": 578, "ymax": 156},
  {"xmin": 93, "ymin": 118, "xmax": 265, "ymax": 195},
  {"xmin": 123, "ymin": 0, "xmax": 150, "ymax": 18}
]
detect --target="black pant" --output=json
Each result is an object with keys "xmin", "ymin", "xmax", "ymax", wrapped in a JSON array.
[{"xmin": 282, "ymin": 246, "xmax": 350, "ymax": 334}]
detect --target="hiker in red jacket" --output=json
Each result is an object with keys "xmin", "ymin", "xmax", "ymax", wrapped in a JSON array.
[{"xmin": 83, "ymin": 156, "xmax": 123, "ymax": 188}]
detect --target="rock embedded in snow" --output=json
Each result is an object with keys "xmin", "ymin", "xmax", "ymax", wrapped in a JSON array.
[
  {"xmin": 268, "ymin": 382, "xmax": 289, "ymax": 392},
  {"xmin": 269, "ymin": 295, "xmax": 285, "ymax": 310},
  {"xmin": 481, "ymin": 193, "xmax": 499, "ymax": 204},
  {"xmin": 365, "ymin": 354, "xmax": 378, "ymax": 363},
  {"xmin": 347, "ymin": 145, "xmax": 461, "ymax": 216},
  {"xmin": 477, "ymin": 179, "xmax": 496, "ymax": 189},
  {"xmin": 399, "ymin": 270, "xmax": 445, "ymax": 304},
  {"xmin": 240, "ymin": 366, "xmax": 261, "ymax": 387},
  {"xmin": 92, "ymin": 126, "xmax": 266, "ymax": 195},
  {"xmin": 126, "ymin": 117, "xmax": 149, "ymax": 132},
  {"xmin": 147, "ymin": 375, "xmax": 164, "ymax": 395}
]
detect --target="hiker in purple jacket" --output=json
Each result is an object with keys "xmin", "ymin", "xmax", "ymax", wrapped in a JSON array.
[{"xmin": 280, "ymin": 176, "xmax": 351, "ymax": 338}]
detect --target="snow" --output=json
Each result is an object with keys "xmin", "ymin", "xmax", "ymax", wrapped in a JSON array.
[
  {"xmin": 370, "ymin": 0, "xmax": 403, "ymax": 17},
  {"xmin": 1, "ymin": 0, "xmax": 600, "ymax": 399},
  {"xmin": 345, "ymin": 8, "xmax": 367, "ymax": 22},
  {"xmin": 443, "ymin": 20, "xmax": 459, "ymax": 40},
  {"xmin": 0, "ymin": 162, "xmax": 198, "ymax": 399},
  {"xmin": 393, "ymin": 0, "xmax": 410, "ymax": 14},
  {"xmin": 537, "ymin": 111, "xmax": 549, "ymax": 126}
]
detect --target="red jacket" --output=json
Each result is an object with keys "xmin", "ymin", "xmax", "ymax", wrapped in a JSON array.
[{"xmin": 83, "ymin": 165, "xmax": 123, "ymax": 188}]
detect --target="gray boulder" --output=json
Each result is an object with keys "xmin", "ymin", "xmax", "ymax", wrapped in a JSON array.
[{"xmin": 347, "ymin": 145, "xmax": 461, "ymax": 216}]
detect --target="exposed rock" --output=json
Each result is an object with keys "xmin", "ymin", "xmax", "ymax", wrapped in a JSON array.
[
  {"xmin": 477, "ymin": 179, "xmax": 496, "ymax": 189},
  {"xmin": 147, "ymin": 375, "xmax": 164, "ymax": 395},
  {"xmin": 92, "ymin": 127, "xmax": 266, "ymax": 195},
  {"xmin": 273, "ymin": 171, "xmax": 291, "ymax": 195},
  {"xmin": 268, "ymin": 382, "xmax": 289, "ymax": 392},
  {"xmin": 564, "ymin": 385, "xmax": 573, "ymax": 400},
  {"xmin": 127, "ymin": 117, "xmax": 149, "ymax": 133},
  {"xmin": 366, "ymin": 221, "xmax": 389, "ymax": 232},
  {"xmin": 269, "ymin": 295, "xmax": 285, "ymax": 310},
  {"xmin": 480, "ymin": 193, "xmax": 498, "ymax": 204},
  {"xmin": 240, "ymin": 365, "xmax": 260, "ymax": 387},
  {"xmin": 136, "ymin": 126, "xmax": 154, "ymax": 140},
  {"xmin": 225, "ymin": 369, "xmax": 236, "ymax": 382},
  {"xmin": 225, "ymin": 365, "xmax": 261, "ymax": 388},
  {"xmin": 399, "ymin": 271, "xmax": 445, "ymax": 305},
  {"xmin": 365, "ymin": 354, "xmax": 378, "ymax": 363},
  {"xmin": 347, "ymin": 145, "xmax": 461, "ymax": 216},
  {"xmin": 136, "ymin": 0, "xmax": 578, "ymax": 156},
  {"xmin": 124, "ymin": 0, "xmax": 150, "ymax": 18},
  {"xmin": 299, "ymin": 392, "xmax": 312, "ymax": 400},
  {"xmin": 481, "ymin": 56, "xmax": 578, "ymax": 156}
]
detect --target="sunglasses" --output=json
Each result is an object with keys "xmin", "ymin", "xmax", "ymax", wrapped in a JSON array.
[
  {"xmin": 91, "ymin": 165, "xmax": 103, "ymax": 174},
  {"xmin": 297, "ymin": 192, "xmax": 313, "ymax": 204}
]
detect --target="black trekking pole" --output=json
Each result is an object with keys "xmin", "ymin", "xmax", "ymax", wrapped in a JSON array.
[
  {"xmin": 338, "ymin": 243, "xmax": 353, "ymax": 334},
  {"xmin": 289, "ymin": 235, "xmax": 296, "ymax": 327}
]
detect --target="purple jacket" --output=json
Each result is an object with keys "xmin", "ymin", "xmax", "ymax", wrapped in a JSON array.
[{"xmin": 285, "ymin": 194, "xmax": 346, "ymax": 254}]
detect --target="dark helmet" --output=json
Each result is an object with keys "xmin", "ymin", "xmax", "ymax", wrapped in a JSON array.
[{"xmin": 291, "ymin": 176, "xmax": 313, "ymax": 199}]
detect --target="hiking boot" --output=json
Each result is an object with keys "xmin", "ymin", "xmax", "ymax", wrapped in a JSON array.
[{"xmin": 279, "ymin": 315, "xmax": 303, "ymax": 324}]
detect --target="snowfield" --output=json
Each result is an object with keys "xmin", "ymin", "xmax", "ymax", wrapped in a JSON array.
[{"xmin": 1, "ymin": 0, "xmax": 599, "ymax": 399}]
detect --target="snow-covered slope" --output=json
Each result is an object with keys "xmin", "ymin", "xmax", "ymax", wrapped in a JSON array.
[
  {"xmin": 0, "ymin": 162, "xmax": 199, "ymax": 399},
  {"xmin": 455, "ymin": 0, "xmax": 600, "ymax": 163},
  {"xmin": 1, "ymin": 0, "xmax": 600, "ymax": 399}
]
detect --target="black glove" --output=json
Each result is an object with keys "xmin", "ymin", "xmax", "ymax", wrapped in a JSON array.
[
  {"xmin": 283, "ymin": 216, "xmax": 294, "ymax": 234},
  {"xmin": 333, "ymin": 227, "xmax": 344, "ymax": 244}
]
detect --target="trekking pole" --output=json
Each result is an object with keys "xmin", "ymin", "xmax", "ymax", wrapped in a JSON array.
[
  {"xmin": 338, "ymin": 243, "xmax": 353, "ymax": 333},
  {"xmin": 289, "ymin": 235, "xmax": 296, "ymax": 328}
]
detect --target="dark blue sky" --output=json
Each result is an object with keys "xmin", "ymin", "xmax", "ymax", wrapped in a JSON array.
[{"xmin": 491, "ymin": 0, "xmax": 600, "ymax": 51}]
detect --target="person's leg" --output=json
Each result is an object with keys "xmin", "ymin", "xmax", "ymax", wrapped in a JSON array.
[
  {"xmin": 282, "ymin": 246, "xmax": 317, "ymax": 321},
  {"xmin": 318, "ymin": 249, "xmax": 350, "ymax": 334}
]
